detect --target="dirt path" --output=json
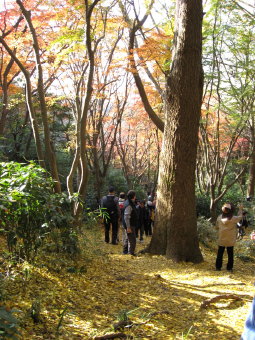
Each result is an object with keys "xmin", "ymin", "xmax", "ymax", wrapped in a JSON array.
[
  {"xmin": 3, "ymin": 231, "xmax": 254, "ymax": 339},
  {"xmin": 77, "ymin": 233, "xmax": 255, "ymax": 339}
]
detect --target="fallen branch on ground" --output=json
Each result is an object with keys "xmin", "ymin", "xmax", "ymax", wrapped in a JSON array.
[
  {"xmin": 94, "ymin": 333, "xmax": 132, "ymax": 339},
  {"xmin": 200, "ymin": 294, "xmax": 242, "ymax": 309}
]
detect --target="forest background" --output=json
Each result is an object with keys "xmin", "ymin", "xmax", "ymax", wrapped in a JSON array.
[
  {"xmin": 1, "ymin": 0, "xmax": 255, "ymax": 216},
  {"xmin": 1, "ymin": 0, "xmax": 255, "ymax": 339}
]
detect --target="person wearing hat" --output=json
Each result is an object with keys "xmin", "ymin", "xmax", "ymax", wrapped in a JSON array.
[{"xmin": 215, "ymin": 203, "xmax": 243, "ymax": 272}]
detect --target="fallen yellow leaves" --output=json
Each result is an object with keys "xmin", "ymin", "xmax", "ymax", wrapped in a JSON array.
[{"xmin": 0, "ymin": 227, "xmax": 254, "ymax": 339}]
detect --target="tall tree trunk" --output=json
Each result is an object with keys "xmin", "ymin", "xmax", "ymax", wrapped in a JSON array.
[
  {"xmin": 148, "ymin": 0, "xmax": 204, "ymax": 263},
  {"xmin": 73, "ymin": 0, "xmax": 101, "ymax": 219}
]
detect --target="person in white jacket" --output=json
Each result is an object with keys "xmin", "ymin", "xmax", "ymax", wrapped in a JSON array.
[{"xmin": 215, "ymin": 203, "xmax": 243, "ymax": 272}]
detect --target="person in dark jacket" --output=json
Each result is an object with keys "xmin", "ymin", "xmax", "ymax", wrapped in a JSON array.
[
  {"xmin": 123, "ymin": 190, "xmax": 138, "ymax": 255},
  {"xmin": 146, "ymin": 193, "xmax": 156, "ymax": 236},
  {"xmin": 136, "ymin": 200, "xmax": 147, "ymax": 242},
  {"xmin": 101, "ymin": 186, "xmax": 120, "ymax": 245},
  {"xmin": 118, "ymin": 192, "xmax": 126, "ymax": 245}
]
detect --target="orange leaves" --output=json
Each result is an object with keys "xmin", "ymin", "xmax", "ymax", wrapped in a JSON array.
[
  {"xmin": 200, "ymin": 96, "xmax": 248, "ymax": 159},
  {"xmin": 135, "ymin": 31, "xmax": 172, "ymax": 70}
]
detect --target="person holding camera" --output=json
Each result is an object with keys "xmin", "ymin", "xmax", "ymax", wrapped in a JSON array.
[{"xmin": 215, "ymin": 203, "xmax": 243, "ymax": 272}]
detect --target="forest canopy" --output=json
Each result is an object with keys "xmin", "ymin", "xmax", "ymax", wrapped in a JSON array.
[
  {"xmin": 1, "ymin": 0, "xmax": 254, "ymax": 214},
  {"xmin": 1, "ymin": 0, "xmax": 255, "ymax": 339}
]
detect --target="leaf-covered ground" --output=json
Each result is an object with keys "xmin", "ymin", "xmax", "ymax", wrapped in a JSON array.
[{"xmin": 0, "ymin": 226, "xmax": 254, "ymax": 340}]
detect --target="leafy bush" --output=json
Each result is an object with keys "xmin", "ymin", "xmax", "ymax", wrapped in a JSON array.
[
  {"xmin": 196, "ymin": 194, "xmax": 210, "ymax": 218},
  {"xmin": 0, "ymin": 306, "xmax": 21, "ymax": 340},
  {"xmin": 0, "ymin": 162, "xmax": 55, "ymax": 261},
  {"xmin": 105, "ymin": 167, "xmax": 128, "ymax": 195},
  {"xmin": 44, "ymin": 194, "xmax": 105, "ymax": 256},
  {"xmin": 236, "ymin": 235, "xmax": 255, "ymax": 262},
  {"xmin": 0, "ymin": 162, "xmax": 83, "ymax": 260},
  {"xmin": 0, "ymin": 274, "xmax": 6, "ymax": 302},
  {"xmin": 197, "ymin": 216, "xmax": 217, "ymax": 247},
  {"xmin": 44, "ymin": 192, "xmax": 80, "ymax": 255},
  {"xmin": 83, "ymin": 207, "xmax": 108, "ymax": 229}
]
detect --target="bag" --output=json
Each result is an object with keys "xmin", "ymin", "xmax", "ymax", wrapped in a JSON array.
[
  {"xmin": 119, "ymin": 200, "xmax": 125, "ymax": 211},
  {"xmin": 103, "ymin": 195, "xmax": 118, "ymax": 216}
]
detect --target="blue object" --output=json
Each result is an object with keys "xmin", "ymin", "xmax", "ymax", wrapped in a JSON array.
[{"xmin": 242, "ymin": 297, "xmax": 255, "ymax": 339}]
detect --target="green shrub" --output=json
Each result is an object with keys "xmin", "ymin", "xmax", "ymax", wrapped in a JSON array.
[
  {"xmin": 236, "ymin": 236, "xmax": 255, "ymax": 262},
  {"xmin": 197, "ymin": 216, "xmax": 217, "ymax": 247},
  {"xmin": 196, "ymin": 194, "xmax": 210, "ymax": 218},
  {"xmin": 105, "ymin": 167, "xmax": 128, "ymax": 195},
  {"xmin": 0, "ymin": 162, "xmax": 55, "ymax": 261},
  {"xmin": 0, "ymin": 162, "xmax": 80, "ymax": 261},
  {"xmin": 0, "ymin": 306, "xmax": 21, "ymax": 340}
]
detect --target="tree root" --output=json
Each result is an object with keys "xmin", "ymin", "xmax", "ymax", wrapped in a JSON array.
[{"xmin": 200, "ymin": 294, "xmax": 242, "ymax": 309}]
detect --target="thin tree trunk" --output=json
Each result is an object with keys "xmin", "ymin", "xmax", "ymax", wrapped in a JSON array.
[
  {"xmin": 148, "ymin": 0, "xmax": 204, "ymax": 263},
  {"xmin": 74, "ymin": 0, "xmax": 101, "ymax": 218},
  {"xmin": 0, "ymin": 36, "xmax": 45, "ymax": 168},
  {"xmin": 210, "ymin": 199, "xmax": 218, "ymax": 223},
  {"xmin": 0, "ymin": 77, "xmax": 9, "ymax": 136},
  {"xmin": 17, "ymin": 0, "xmax": 61, "ymax": 193},
  {"xmin": 247, "ymin": 124, "xmax": 255, "ymax": 199}
]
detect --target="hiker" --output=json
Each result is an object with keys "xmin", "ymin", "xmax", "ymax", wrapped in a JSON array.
[
  {"xmin": 123, "ymin": 190, "xmax": 138, "ymax": 256},
  {"xmin": 118, "ymin": 192, "xmax": 127, "ymax": 245},
  {"xmin": 215, "ymin": 203, "xmax": 243, "ymax": 272},
  {"xmin": 136, "ymin": 200, "xmax": 148, "ymax": 242},
  {"xmin": 101, "ymin": 186, "xmax": 120, "ymax": 245}
]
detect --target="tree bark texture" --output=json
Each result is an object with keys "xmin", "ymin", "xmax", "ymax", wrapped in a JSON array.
[{"xmin": 148, "ymin": 0, "xmax": 204, "ymax": 263}]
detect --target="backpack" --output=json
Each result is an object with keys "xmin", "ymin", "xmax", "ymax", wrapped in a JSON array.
[
  {"xmin": 103, "ymin": 195, "xmax": 118, "ymax": 217},
  {"xmin": 118, "ymin": 199, "xmax": 125, "ymax": 213}
]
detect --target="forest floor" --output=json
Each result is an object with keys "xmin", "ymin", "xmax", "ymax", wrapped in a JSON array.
[{"xmin": 0, "ymin": 225, "xmax": 254, "ymax": 340}]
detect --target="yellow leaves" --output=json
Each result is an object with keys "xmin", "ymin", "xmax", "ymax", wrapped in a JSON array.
[
  {"xmin": 136, "ymin": 31, "xmax": 173, "ymax": 69},
  {"xmin": 1, "ymin": 229, "xmax": 254, "ymax": 339}
]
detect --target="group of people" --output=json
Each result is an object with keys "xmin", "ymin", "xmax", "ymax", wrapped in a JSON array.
[
  {"xmin": 101, "ymin": 186, "xmax": 250, "ymax": 264},
  {"xmin": 100, "ymin": 191, "xmax": 255, "ymax": 337},
  {"xmin": 100, "ymin": 186, "xmax": 156, "ymax": 256}
]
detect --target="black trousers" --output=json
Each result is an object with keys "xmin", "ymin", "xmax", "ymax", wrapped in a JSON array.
[
  {"xmin": 216, "ymin": 246, "xmax": 234, "ymax": 270},
  {"xmin": 104, "ymin": 216, "xmax": 118, "ymax": 244},
  {"xmin": 123, "ymin": 226, "xmax": 136, "ymax": 255},
  {"xmin": 144, "ymin": 220, "xmax": 152, "ymax": 236},
  {"xmin": 135, "ymin": 223, "xmax": 144, "ymax": 240}
]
